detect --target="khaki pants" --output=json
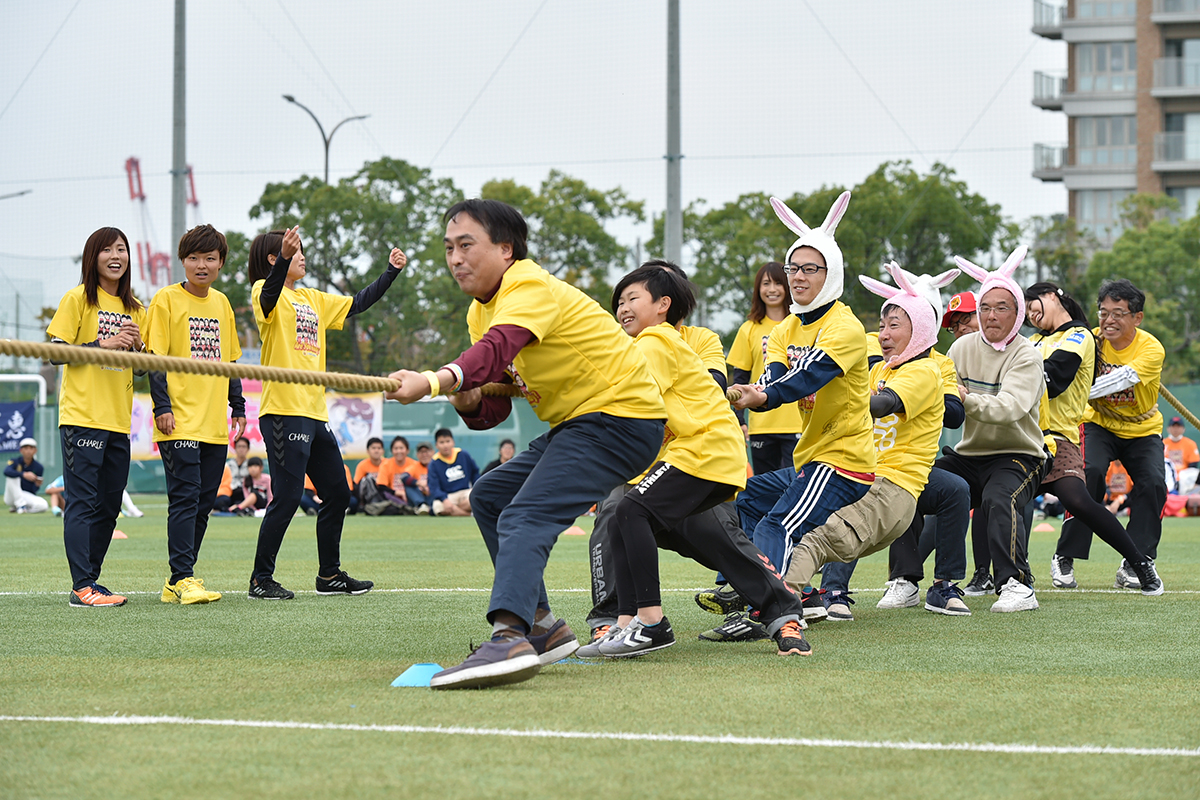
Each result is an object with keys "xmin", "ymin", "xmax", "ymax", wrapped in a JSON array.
[{"xmin": 784, "ymin": 477, "xmax": 916, "ymax": 591}]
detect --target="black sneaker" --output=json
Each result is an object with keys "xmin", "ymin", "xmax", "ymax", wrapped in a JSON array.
[
  {"xmin": 698, "ymin": 611, "xmax": 770, "ymax": 642},
  {"xmin": 694, "ymin": 584, "xmax": 746, "ymax": 616},
  {"xmin": 801, "ymin": 588, "xmax": 829, "ymax": 622},
  {"xmin": 429, "ymin": 634, "xmax": 542, "ymax": 690},
  {"xmin": 597, "ymin": 617, "xmax": 676, "ymax": 658},
  {"xmin": 316, "ymin": 570, "xmax": 374, "ymax": 596},
  {"xmin": 1129, "ymin": 558, "xmax": 1164, "ymax": 596},
  {"xmin": 773, "ymin": 619, "xmax": 812, "ymax": 656},
  {"xmin": 963, "ymin": 567, "xmax": 994, "ymax": 596},
  {"xmin": 248, "ymin": 577, "xmax": 295, "ymax": 600}
]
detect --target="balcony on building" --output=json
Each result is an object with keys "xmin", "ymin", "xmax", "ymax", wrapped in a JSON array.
[
  {"xmin": 1152, "ymin": 0, "xmax": 1200, "ymax": 24},
  {"xmin": 1033, "ymin": 71, "xmax": 1067, "ymax": 110},
  {"xmin": 1033, "ymin": 0, "xmax": 1064, "ymax": 38},
  {"xmin": 1152, "ymin": 132, "xmax": 1200, "ymax": 171},
  {"xmin": 1153, "ymin": 58, "xmax": 1200, "ymax": 97},
  {"xmin": 1033, "ymin": 143, "xmax": 1068, "ymax": 182}
]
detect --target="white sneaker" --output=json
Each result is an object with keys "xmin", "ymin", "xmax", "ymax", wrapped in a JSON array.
[
  {"xmin": 990, "ymin": 577, "xmax": 1039, "ymax": 612},
  {"xmin": 877, "ymin": 578, "xmax": 920, "ymax": 609},
  {"xmin": 1114, "ymin": 560, "xmax": 1142, "ymax": 590},
  {"xmin": 1050, "ymin": 554, "xmax": 1077, "ymax": 588}
]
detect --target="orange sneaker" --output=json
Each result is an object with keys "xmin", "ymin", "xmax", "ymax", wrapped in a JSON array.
[{"xmin": 69, "ymin": 583, "xmax": 127, "ymax": 608}]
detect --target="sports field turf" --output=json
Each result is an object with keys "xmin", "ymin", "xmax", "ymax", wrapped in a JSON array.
[{"xmin": 2, "ymin": 500, "xmax": 1198, "ymax": 798}]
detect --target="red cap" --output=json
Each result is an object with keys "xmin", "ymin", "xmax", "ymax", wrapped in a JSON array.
[{"xmin": 941, "ymin": 291, "xmax": 977, "ymax": 329}]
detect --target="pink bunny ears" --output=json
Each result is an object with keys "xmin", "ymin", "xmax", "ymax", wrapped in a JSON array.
[
  {"xmin": 859, "ymin": 261, "xmax": 956, "ymax": 366},
  {"xmin": 770, "ymin": 191, "xmax": 852, "ymax": 313},
  {"xmin": 953, "ymin": 245, "xmax": 1029, "ymax": 352}
]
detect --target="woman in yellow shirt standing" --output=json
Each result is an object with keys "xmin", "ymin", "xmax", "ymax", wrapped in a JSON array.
[
  {"xmin": 726, "ymin": 261, "xmax": 803, "ymax": 475},
  {"xmin": 47, "ymin": 227, "xmax": 147, "ymax": 608},
  {"xmin": 246, "ymin": 226, "xmax": 406, "ymax": 600}
]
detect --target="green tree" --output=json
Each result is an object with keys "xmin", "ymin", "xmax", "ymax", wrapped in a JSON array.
[
  {"xmin": 243, "ymin": 157, "xmax": 465, "ymax": 374},
  {"xmin": 1026, "ymin": 214, "xmax": 1097, "ymax": 300},
  {"xmin": 482, "ymin": 170, "xmax": 645, "ymax": 303}
]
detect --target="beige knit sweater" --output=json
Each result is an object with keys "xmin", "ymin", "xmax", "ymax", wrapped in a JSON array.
[{"xmin": 947, "ymin": 332, "xmax": 1046, "ymax": 459}]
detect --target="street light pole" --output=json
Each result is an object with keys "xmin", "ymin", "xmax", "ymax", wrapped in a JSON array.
[{"xmin": 282, "ymin": 95, "xmax": 369, "ymax": 183}]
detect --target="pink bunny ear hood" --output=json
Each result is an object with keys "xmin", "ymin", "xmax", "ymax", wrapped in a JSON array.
[
  {"xmin": 859, "ymin": 262, "xmax": 941, "ymax": 367},
  {"xmin": 771, "ymin": 191, "xmax": 851, "ymax": 313},
  {"xmin": 953, "ymin": 245, "xmax": 1028, "ymax": 352}
]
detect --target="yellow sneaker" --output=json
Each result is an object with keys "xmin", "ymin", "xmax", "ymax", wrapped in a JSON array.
[
  {"xmin": 193, "ymin": 576, "xmax": 222, "ymax": 602},
  {"xmin": 161, "ymin": 579, "xmax": 181, "ymax": 604},
  {"xmin": 177, "ymin": 576, "xmax": 213, "ymax": 605}
]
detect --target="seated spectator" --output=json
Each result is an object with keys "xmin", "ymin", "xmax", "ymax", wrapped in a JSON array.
[
  {"xmin": 302, "ymin": 465, "xmax": 357, "ymax": 516},
  {"xmin": 377, "ymin": 436, "xmax": 428, "ymax": 514},
  {"xmin": 482, "ymin": 438, "xmax": 516, "ymax": 475},
  {"xmin": 232, "ymin": 457, "xmax": 272, "ymax": 516},
  {"xmin": 428, "ymin": 428, "xmax": 479, "ymax": 517},
  {"xmin": 354, "ymin": 437, "xmax": 385, "ymax": 486},
  {"xmin": 212, "ymin": 466, "xmax": 235, "ymax": 513},
  {"xmin": 5, "ymin": 437, "xmax": 48, "ymax": 514},
  {"xmin": 228, "ymin": 436, "xmax": 252, "ymax": 486},
  {"xmin": 414, "ymin": 443, "xmax": 433, "ymax": 499},
  {"xmin": 45, "ymin": 474, "xmax": 67, "ymax": 517},
  {"xmin": 1164, "ymin": 417, "xmax": 1199, "ymax": 471}
]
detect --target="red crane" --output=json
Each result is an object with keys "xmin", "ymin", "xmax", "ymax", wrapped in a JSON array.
[{"xmin": 124, "ymin": 157, "xmax": 172, "ymax": 295}]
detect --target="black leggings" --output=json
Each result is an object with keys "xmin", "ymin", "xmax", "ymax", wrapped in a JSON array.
[{"xmin": 1046, "ymin": 476, "xmax": 1143, "ymax": 563}]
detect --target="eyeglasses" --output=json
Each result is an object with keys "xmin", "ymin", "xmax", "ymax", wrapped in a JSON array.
[
  {"xmin": 783, "ymin": 262, "xmax": 827, "ymax": 276},
  {"xmin": 1097, "ymin": 308, "xmax": 1132, "ymax": 321},
  {"xmin": 978, "ymin": 304, "xmax": 1013, "ymax": 316},
  {"xmin": 948, "ymin": 317, "xmax": 974, "ymax": 333}
]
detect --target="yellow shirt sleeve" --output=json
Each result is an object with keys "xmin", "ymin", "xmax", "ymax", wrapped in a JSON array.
[{"xmin": 727, "ymin": 320, "xmax": 755, "ymax": 372}]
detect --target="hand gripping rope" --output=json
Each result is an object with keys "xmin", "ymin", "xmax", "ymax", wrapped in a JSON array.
[{"xmin": 0, "ymin": 339, "xmax": 523, "ymax": 398}]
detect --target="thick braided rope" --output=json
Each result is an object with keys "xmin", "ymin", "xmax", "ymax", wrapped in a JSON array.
[
  {"xmin": 0, "ymin": 339, "xmax": 523, "ymax": 397},
  {"xmin": 1159, "ymin": 384, "xmax": 1200, "ymax": 430}
]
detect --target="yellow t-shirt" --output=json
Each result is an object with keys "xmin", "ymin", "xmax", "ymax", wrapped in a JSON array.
[
  {"xmin": 765, "ymin": 303, "xmax": 875, "ymax": 475},
  {"xmin": 870, "ymin": 357, "xmax": 944, "ymax": 499},
  {"xmin": 679, "ymin": 324, "xmax": 726, "ymax": 374},
  {"xmin": 632, "ymin": 323, "xmax": 747, "ymax": 491},
  {"xmin": 931, "ymin": 349, "xmax": 959, "ymax": 402},
  {"xmin": 865, "ymin": 331, "xmax": 883, "ymax": 361},
  {"xmin": 727, "ymin": 317, "xmax": 805, "ymax": 436},
  {"xmin": 251, "ymin": 280, "xmax": 352, "ymax": 421},
  {"xmin": 466, "ymin": 259, "xmax": 665, "ymax": 427},
  {"xmin": 1085, "ymin": 328, "xmax": 1164, "ymax": 439},
  {"xmin": 1031, "ymin": 324, "xmax": 1094, "ymax": 446},
  {"xmin": 47, "ymin": 285, "xmax": 146, "ymax": 434},
  {"xmin": 146, "ymin": 283, "xmax": 243, "ymax": 445}
]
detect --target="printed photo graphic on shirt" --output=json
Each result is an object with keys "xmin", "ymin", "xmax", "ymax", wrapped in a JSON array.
[
  {"xmin": 188, "ymin": 316, "xmax": 222, "ymax": 361},
  {"xmin": 1095, "ymin": 358, "xmax": 1136, "ymax": 407},
  {"xmin": 759, "ymin": 334, "xmax": 770, "ymax": 368},
  {"xmin": 97, "ymin": 310, "xmax": 132, "ymax": 341},
  {"xmin": 507, "ymin": 363, "xmax": 541, "ymax": 407},
  {"xmin": 293, "ymin": 302, "xmax": 320, "ymax": 356},
  {"xmin": 784, "ymin": 343, "xmax": 818, "ymax": 413}
]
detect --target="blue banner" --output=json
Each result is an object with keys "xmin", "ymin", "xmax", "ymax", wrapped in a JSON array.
[{"xmin": 0, "ymin": 401, "xmax": 36, "ymax": 452}]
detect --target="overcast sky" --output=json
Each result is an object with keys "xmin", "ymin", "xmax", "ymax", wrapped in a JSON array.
[{"xmin": 1, "ymin": 0, "xmax": 1065, "ymax": 325}]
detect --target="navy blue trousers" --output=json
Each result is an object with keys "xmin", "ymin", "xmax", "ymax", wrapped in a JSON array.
[
  {"xmin": 60, "ymin": 426, "xmax": 130, "ymax": 590},
  {"xmin": 161, "ymin": 440, "xmax": 227, "ymax": 583}
]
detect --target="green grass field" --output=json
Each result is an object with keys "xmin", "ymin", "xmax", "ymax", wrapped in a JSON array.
[{"xmin": 2, "ymin": 499, "xmax": 1198, "ymax": 799}]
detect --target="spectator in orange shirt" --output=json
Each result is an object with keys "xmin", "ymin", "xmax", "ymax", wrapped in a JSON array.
[
  {"xmin": 413, "ymin": 442, "xmax": 433, "ymax": 500},
  {"xmin": 1164, "ymin": 416, "xmax": 1200, "ymax": 471},
  {"xmin": 377, "ymin": 436, "xmax": 428, "ymax": 513},
  {"xmin": 353, "ymin": 437, "xmax": 385, "ymax": 486}
]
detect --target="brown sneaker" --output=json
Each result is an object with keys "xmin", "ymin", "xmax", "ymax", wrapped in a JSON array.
[{"xmin": 527, "ymin": 618, "xmax": 579, "ymax": 665}]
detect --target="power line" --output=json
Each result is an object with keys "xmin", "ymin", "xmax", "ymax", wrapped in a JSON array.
[{"xmin": 0, "ymin": 0, "xmax": 83, "ymax": 126}]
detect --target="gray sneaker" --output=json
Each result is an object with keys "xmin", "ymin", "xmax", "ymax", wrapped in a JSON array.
[
  {"xmin": 598, "ymin": 617, "xmax": 676, "ymax": 658},
  {"xmin": 576, "ymin": 624, "xmax": 624, "ymax": 658},
  {"xmin": 429, "ymin": 635, "xmax": 542, "ymax": 690},
  {"xmin": 1114, "ymin": 560, "xmax": 1142, "ymax": 590}
]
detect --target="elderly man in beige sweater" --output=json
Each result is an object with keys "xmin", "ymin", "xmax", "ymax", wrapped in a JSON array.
[{"xmin": 935, "ymin": 248, "xmax": 1047, "ymax": 613}]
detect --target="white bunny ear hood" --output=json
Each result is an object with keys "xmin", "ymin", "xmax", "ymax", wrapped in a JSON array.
[
  {"xmin": 859, "ymin": 261, "xmax": 955, "ymax": 366},
  {"xmin": 953, "ymin": 245, "xmax": 1029, "ymax": 352},
  {"xmin": 771, "ymin": 191, "xmax": 850, "ymax": 314}
]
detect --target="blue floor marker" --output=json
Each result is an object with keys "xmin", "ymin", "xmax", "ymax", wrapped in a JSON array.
[{"xmin": 391, "ymin": 663, "xmax": 444, "ymax": 687}]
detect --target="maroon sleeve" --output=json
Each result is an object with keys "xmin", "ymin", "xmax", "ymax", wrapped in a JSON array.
[
  {"xmin": 457, "ymin": 394, "xmax": 513, "ymax": 430},
  {"xmin": 451, "ymin": 324, "xmax": 535, "ymax": 390}
]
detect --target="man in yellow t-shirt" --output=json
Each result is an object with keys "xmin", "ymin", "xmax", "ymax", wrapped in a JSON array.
[
  {"xmin": 1060, "ymin": 279, "xmax": 1168, "ymax": 587},
  {"xmin": 147, "ymin": 224, "xmax": 247, "ymax": 605},
  {"xmin": 385, "ymin": 199, "xmax": 665, "ymax": 690}
]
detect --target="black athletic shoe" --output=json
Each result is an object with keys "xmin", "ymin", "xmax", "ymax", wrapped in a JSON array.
[
  {"xmin": 315, "ymin": 570, "xmax": 374, "ymax": 595},
  {"xmin": 694, "ymin": 584, "xmax": 746, "ymax": 616},
  {"xmin": 801, "ymin": 588, "xmax": 829, "ymax": 622},
  {"xmin": 1130, "ymin": 558, "xmax": 1164, "ymax": 596},
  {"xmin": 248, "ymin": 578, "xmax": 295, "ymax": 600},
  {"xmin": 773, "ymin": 619, "xmax": 812, "ymax": 656},
  {"xmin": 698, "ymin": 611, "xmax": 770, "ymax": 642},
  {"xmin": 963, "ymin": 567, "xmax": 994, "ymax": 596},
  {"xmin": 598, "ymin": 617, "xmax": 676, "ymax": 658}
]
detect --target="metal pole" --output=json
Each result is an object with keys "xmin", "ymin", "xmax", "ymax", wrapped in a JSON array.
[
  {"xmin": 170, "ymin": 0, "xmax": 187, "ymax": 284},
  {"xmin": 665, "ymin": 0, "xmax": 682, "ymax": 264},
  {"xmin": 283, "ymin": 96, "xmax": 368, "ymax": 184}
]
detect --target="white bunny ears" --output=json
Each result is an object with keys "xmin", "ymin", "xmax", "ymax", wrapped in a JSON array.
[
  {"xmin": 770, "ymin": 190, "xmax": 851, "ymax": 314},
  {"xmin": 954, "ymin": 245, "xmax": 1028, "ymax": 352},
  {"xmin": 859, "ymin": 261, "xmax": 957, "ymax": 366}
]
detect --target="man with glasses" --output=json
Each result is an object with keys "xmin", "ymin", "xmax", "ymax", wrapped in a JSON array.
[
  {"xmin": 935, "ymin": 248, "xmax": 1047, "ymax": 612},
  {"xmin": 942, "ymin": 291, "xmax": 980, "ymax": 339},
  {"xmin": 1058, "ymin": 279, "xmax": 1166, "ymax": 590}
]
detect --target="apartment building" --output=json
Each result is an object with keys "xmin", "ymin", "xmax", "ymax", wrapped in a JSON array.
[{"xmin": 1033, "ymin": 0, "xmax": 1200, "ymax": 244}]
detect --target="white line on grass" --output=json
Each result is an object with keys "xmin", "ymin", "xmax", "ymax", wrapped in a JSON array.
[
  {"xmin": 4, "ymin": 587, "xmax": 1200, "ymax": 597},
  {"xmin": 0, "ymin": 714, "xmax": 1195, "ymax": 758}
]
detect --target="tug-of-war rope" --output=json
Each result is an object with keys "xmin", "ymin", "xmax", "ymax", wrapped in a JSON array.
[{"xmin": 0, "ymin": 339, "xmax": 523, "ymax": 398}]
